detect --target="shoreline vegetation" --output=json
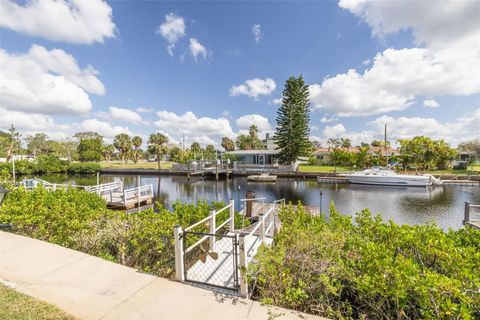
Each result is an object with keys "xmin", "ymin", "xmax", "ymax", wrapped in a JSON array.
[
  {"xmin": 0, "ymin": 169, "xmax": 479, "ymax": 319},
  {"xmin": 1, "ymin": 158, "xmax": 479, "ymax": 177}
]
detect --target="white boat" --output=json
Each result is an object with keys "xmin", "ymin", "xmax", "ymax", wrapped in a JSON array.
[{"xmin": 341, "ymin": 167, "xmax": 442, "ymax": 187}]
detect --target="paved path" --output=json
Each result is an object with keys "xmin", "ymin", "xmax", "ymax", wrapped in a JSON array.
[{"xmin": 0, "ymin": 231, "xmax": 323, "ymax": 320}]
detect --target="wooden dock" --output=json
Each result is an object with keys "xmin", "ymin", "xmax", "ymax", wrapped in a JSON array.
[
  {"xmin": 317, "ymin": 176, "xmax": 349, "ymax": 184},
  {"xmin": 442, "ymin": 180, "xmax": 479, "ymax": 186},
  {"xmin": 102, "ymin": 184, "xmax": 154, "ymax": 210}
]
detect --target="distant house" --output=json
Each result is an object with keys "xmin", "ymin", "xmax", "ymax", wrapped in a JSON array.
[
  {"xmin": 312, "ymin": 146, "xmax": 399, "ymax": 164},
  {"xmin": 228, "ymin": 134, "xmax": 279, "ymax": 170}
]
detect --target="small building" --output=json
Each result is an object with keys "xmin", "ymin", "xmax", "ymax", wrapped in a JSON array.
[{"xmin": 229, "ymin": 149, "xmax": 278, "ymax": 167}]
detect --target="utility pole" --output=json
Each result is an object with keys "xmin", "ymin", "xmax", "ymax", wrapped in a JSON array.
[
  {"xmin": 182, "ymin": 134, "xmax": 185, "ymax": 151},
  {"xmin": 384, "ymin": 123, "xmax": 388, "ymax": 166},
  {"xmin": 9, "ymin": 124, "xmax": 17, "ymax": 184}
]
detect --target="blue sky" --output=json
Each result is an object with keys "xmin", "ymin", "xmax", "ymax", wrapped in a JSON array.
[{"xmin": 1, "ymin": 0, "xmax": 479, "ymax": 147}]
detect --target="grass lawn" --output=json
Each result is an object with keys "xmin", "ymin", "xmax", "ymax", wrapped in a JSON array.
[
  {"xmin": 298, "ymin": 164, "xmax": 355, "ymax": 173},
  {"xmin": 99, "ymin": 161, "xmax": 174, "ymax": 170},
  {"xmin": 0, "ymin": 283, "xmax": 75, "ymax": 320}
]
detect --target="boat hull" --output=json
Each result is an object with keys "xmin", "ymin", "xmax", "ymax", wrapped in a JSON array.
[{"xmin": 345, "ymin": 175, "xmax": 432, "ymax": 187}]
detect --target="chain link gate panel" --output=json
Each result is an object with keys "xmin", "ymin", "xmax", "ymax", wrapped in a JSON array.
[{"xmin": 183, "ymin": 231, "xmax": 239, "ymax": 291}]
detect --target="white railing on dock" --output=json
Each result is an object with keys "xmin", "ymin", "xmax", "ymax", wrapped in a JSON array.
[
  {"xmin": 84, "ymin": 181, "xmax": 122, "ymax": 195},
  {"xmin": 122, "ymin": 184, "xmax": 154, "ymax": 203},
  {"xmin": 464, "ymin": 202, "xmax": 480, "ymax": 228},
  {"xmin": 173, "ymin": 198, "xmax": 282, "ymax": 298}
]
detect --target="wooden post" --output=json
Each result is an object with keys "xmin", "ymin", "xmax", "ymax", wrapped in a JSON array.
[
  {"xmin": 239, "ymin": 235, "xmax": 248, "ymax": 298},
  {"xmin": 464, "ymin": 202, "xmax": 470, "ymax": 225},
  {"xmin": 259, "ymin": 214, "xmax": 265, "ymax": 242},
  {"xmin": 137, "ymin": 175, "xmax": 141, "ymax": 212},
  {"xmin": 215, "ymin": 159, "xmax": 219, "ymax": 181},
  {"xmin": 229, "ymin": 199, "xmax": 235, "ymax": 232},
  {"xmin": 209, "ymin": 210, "xmax": 216, "ymax": 250},
  {"xmin": 187, "ymin": 162, "xmax": 191, "ymax": 180},
  {"xmin": 174, "ymin": 225, "xmax": 185, "ymax": 281},
  {"xmin": 96, "ymin": 171, "xmax": 100, "ymax": 186}
]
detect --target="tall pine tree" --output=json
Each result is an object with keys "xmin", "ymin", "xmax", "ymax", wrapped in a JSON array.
[{"xmin": 273, "ymin": 76, "xmax": 310, "ymax": 164}]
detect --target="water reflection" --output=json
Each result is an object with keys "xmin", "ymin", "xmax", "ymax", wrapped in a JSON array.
[{"xmin": 34, "ymin": 174, "xmax": 479, "ymax": 230}]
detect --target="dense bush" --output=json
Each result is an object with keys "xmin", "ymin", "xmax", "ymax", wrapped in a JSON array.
[
  {"xmin": 249, "ymin": 204, "xmax": 480, "ymax": 319},
  {"xmin": 67, "ymin": 162, "xmax": 101, "ymax": 174},
  {"xmin": 35, "ymin": 154, "xmax": 69, "ymax": 173},
  {"xmin": 0, "ymin": 158, "xmax": 100, "ymax": 174},
  {"xmin": 0, "ymin": 187, "xmax": 244, "ymax": 278}
]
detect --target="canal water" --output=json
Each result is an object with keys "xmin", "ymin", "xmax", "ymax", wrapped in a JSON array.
[{"xmin": 37, "ymin": 174, "xmax": 480, "ymax": 230}]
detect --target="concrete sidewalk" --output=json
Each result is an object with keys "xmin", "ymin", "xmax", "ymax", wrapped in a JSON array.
[{"xmin": 0, "ymin": 231, "xmax": 323, "ymax": 320}]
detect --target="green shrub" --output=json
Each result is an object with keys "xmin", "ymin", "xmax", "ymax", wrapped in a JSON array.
[
  {"xmin": 35, "ymin": 155, "xmax": 69, "ymax": 173},
  {"xmin": 249, "ymin": 204, "xmax": 480, "ymax": 319},
  {"xmin": 0, "ymin": 187, "xmax": 245, "ymax": 278},
  {"xmin": 67, "ymin": 162, "xmax": 101, "ymax": 174}
]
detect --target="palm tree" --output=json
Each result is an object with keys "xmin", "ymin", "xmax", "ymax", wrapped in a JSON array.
[
  {"xmin": 102, "ymin": 144, "xmax": 115, "ymax": 163},
  {"xmin": 248, "ymin": 125, "xmax": 258, "ymax": 138},
  {"xmin": 148, "ymin": 133, "xmax": 169, "ymax": 169},
  {"xmin": 113, "ymin": 134, "xmax": 132, "ymax": 167},
  {"xmin": 221, "ymin": 137, "xmax": 235, "ymax": 152},
  {"xmin": 132, "ymin": 136, "xmax": 143, "ymax": 164}
]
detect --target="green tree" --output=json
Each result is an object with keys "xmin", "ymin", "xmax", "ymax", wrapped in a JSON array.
[
  {"xmin": 190, "ymin": 142, "xmax": 201, "ymax": 159},
  {"xmin": 458, "ymin": 139, "xmax": 480, "ymax": 170},
  {"xmin": 340, "ymin": 138, "xmax": 352, "ymax": 148},
  {"xmin": 148, "ymin": 133, "xmax": 169, "ymax": 169},
  {"xmin": 273, "ymin": 76, "xmax": 311, "ymax": 164},
  {"xmin": 57, "ymin": 139, "xmax": 78, "ymax": 161},
  {"xmin": 113, "ymin": 134, "xmax": 132, "ymax": 166},
  {"xmin": 221, "ymin": 137, "xmax": 235, "ymax": 152},
  {"xmin": 204, "ymin": 145, "xmax": 216, "ymax": 160},
  {"xmin": 248, "ymin": 125, "xmax": 258, "ymax": 138},
  {"xmin": 26, "ymin": 133, "xmax": 49, "ymax": 157},
  {"xmin": 76, "ymin": 132, "xmax": 103, "ymax": 162},
  {"xmin": 355, "ymin": 145, "xmax": 371, "ymax": 168},
  {"xmin": 398, "ymin": 136, "xmax": 455, "ymax": 171},
  {"xmin": 102, "ymin": 144, "xmax": 115, "ymax": 163},
  {"xmin": 7, "ymin": 125, "xmax": 22, "ymax": 162},
  {"xmin": 169, "ymin": 146, "xmax": 183, "ymax": 163},
  {"xmin": 132, "ymin": 136, "xmax": 143, "ymax": 164}
]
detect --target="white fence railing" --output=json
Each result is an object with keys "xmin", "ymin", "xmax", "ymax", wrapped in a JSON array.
[
  {"xmin": 84, "ymin": 181, "xmax": 122, "ymax": 195},
  {"xmin": 464, "ymin": 202, "xmax": 480, "ymax": 225},
  {"xmin": 173, "ymin": 198, "xmax": 283, "ymax": 297}
]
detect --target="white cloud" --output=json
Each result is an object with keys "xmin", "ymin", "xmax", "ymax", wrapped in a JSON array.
[
  {"xmin": 0, "ymin": 45, "xmax": 104, "ymax": 115},
  {"xmin": 77, "ymin": 119, "xmax": 134, "ymax": 139},
  {"xmin": 230, "ymin": 78, "xmax": 276, "ymax": 99},
  {"xmin": 252, "ymin": 24, "xmax": 261, "ymax": 44},
  {"xmin": 423, "ymin": 99, "xmax": 439, "ymax": 108},
  {"xmin": 0, "ymin": 0, "xmax": 116, "ymax": 44},
  {"xmin": 320, "ymin": 116, "xmax": 337, "ymax": 123},
  {"xmin": 368, "ymin": 111, "xmax": 480, "ymax": 145},
  {"xmin": 136, "ymin": 107, "xmax": 154, "ymax": 113},
  {"xmin": 235, "ymin": 114, "xmax": 272, "ymax": 137},
  {"xmin": 189, "ymin": 38, "xmax": 209, "ymax": 61},
  {"xmin": 108, "ymin": 106, "xmax": 147, "ymax": 125},
  {"xmin": 269, "ymin": 98, "xmax": 282, "ymax": 106},
  {"xmin": 339, "ymin": 0, "xmax": 480, "ymax": 49},
  {"xmin": 310, "ymin": 1, "xmax": 480, "ymax": 117},
  {"xmin": 0, "ymin": 107, "xmax": 68, "ymax": 133},
  {"xmin": 156, "ymin": 13, "xmax": 186, "ymax": 56},
  {"xmin": 154, "ymin": 111, "xmax": 235, "ymax": 147},
  {"xmin": 323, "ymin": 124, "xmax": 346, "ymax": 138},
  {"xmin": 362, "ymin": 59, "xmax": 371, "ymax": 66},
  {"xmin": 317, "ymin": 108, "xmax": 480, "ymax": 147}
]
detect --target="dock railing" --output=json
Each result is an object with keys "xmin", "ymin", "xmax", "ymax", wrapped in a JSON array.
[
  {"xmin": 464, "ymin": 202, "xmax": 480, "ymax": 229},
  {"xmin": 122, "ymin": 184, "xmax": 154, "ymax": 203},
  {"xmin": 84, "ymin": 181, "xmax": 123, "ymax": 198},
  {"xmin": 174, "ymin": 200, "xmax": 235, "ymax": 282},
  {"xmin": 238, "ymin": 205, "xmax": 275, "ymax": 297}
]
